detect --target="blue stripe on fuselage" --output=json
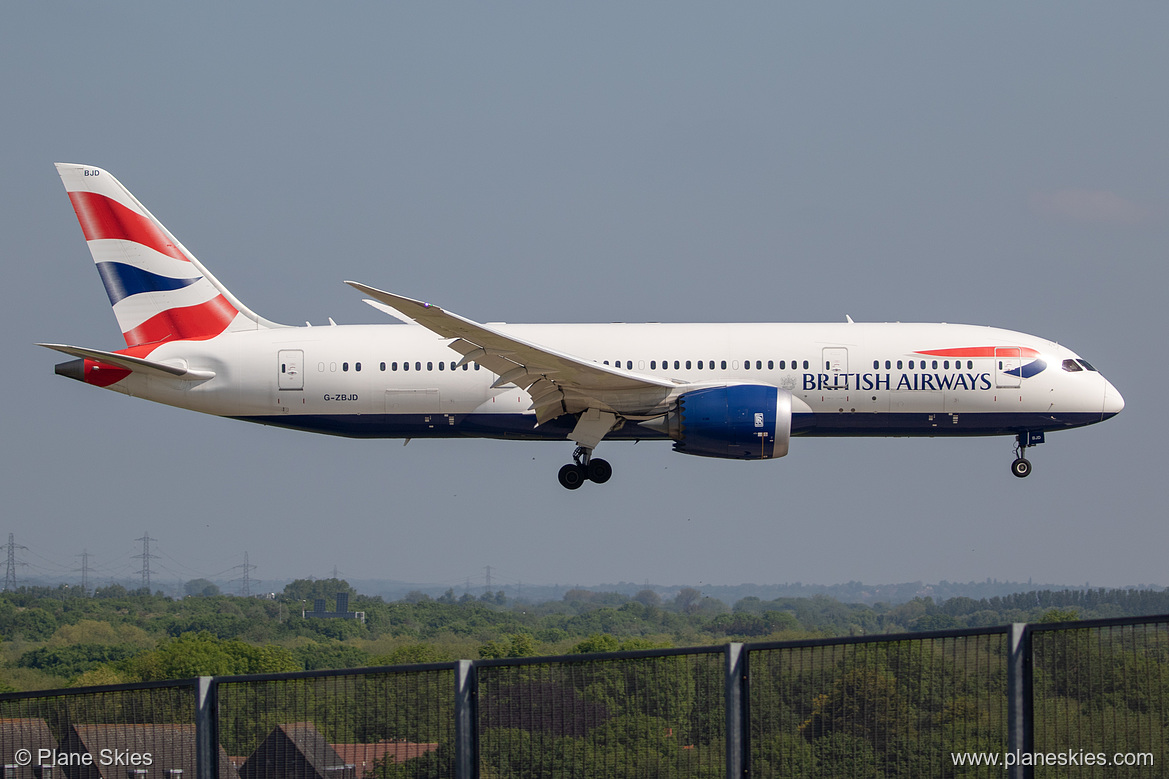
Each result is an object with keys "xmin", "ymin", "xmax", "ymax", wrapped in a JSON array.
[{"xmin": 229, "ymin": 410, "xmax": 1109, "ymax": 441}]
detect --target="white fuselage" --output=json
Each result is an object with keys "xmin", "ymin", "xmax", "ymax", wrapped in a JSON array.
[{"xmin": 91, "ymin": 320, "xmax": 1123, "ymax": 443}]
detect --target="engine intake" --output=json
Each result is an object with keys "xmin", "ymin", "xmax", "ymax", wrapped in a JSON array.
[{"xmin": 660, "ymin": 385, "xmax": 792, "ymax": 460}]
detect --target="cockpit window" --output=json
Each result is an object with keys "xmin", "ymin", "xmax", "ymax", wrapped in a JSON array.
[
  {"xmin": 1062, "ymin": 359, "xmax": 1083, "ymax": 373},
  {"xmin": 1077, "ymin": 359, "xmax": 1098, "ymax": 372}
]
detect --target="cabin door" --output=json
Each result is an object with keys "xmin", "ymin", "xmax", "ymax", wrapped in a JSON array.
[
  {"xmin": 995, "ymin": 347, "xmax": 1021, "ymax": 389},
  {"xmin": 278, "ymin": 350, "xmax": 304, "ymax": 390},
  {"xmin": 823, "ymin": 347, "xmax": 849, "ymax": 390}
]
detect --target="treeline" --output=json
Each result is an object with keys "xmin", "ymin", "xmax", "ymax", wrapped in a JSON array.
[{"xmin": 1, "ymin": 579, "xmax": 1167, "ymax": 692}]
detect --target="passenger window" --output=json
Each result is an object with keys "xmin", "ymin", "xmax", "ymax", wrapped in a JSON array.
[
  {"xmin": 650, "ymin": 360, "xmax": 656, "ymax": 369},
  {"xmin": 803, "ymin": 360, "xmax": 809, "ymax": 369},
  {"xmin": 722, "ymin": 360, "xmax": 728, "ymax": 369},
  {"xmin": 438, "ymin": 362, "xmax": 444, "ymax": 371},
  {"xmin": 415, "ymin": 362, "xmax": 422, "ymax": 371},
  {"xmin": 380, "ymin": 362, "xmax": 386, "ymax": 371},
  {"xmin": 873, "ymin": 360, "xmax": 879, "ymax": 369},
  {"xmin": 779, "ymin": 361, "xmax": 786, "ymax": 370},
  {"xmin": 427, "ymin": 362, "xmax": 433, "ymax": 371},
  {"xmin": 603, "ymin": 361, "xmax": 609, "ymax": 365},
  {"xmin": 897, "ymin": 360, "xmax": 903, "ymax": 369},
  {"xmin": 392, "ymin": 362, "xmax": 398, "ymax": 371},
  {"xmin": 674, "ymin": 360, "xmax": 680, "ymax": 370},
  {"xmin": 932, "ymin": 360, "xmax": 938, "ymax": 369},
  {"xmin": 1062, "ymin": 359, "xmax": 1083, "ymax": 372},
  {"xmin": 462, "ymin": 363, "xmax": 469, "ymax": 371},
  {"xmin": 767, "ymin": 360, "xmax": 773, "ymax": 370},
  {"xmin": 342, "ymin": 362, "xmax": 349, "ymax": 372},
  {"xmin": 356, "ymin": 362, "xmax": 362, "ymax": 371},
  {"xmin": 281, "ymin": 364, "xmax": 286, "ymax": 373},
  {"xmin": 756, "ymin": 360, "xmax": 762, "ymax": 370},
  {"xmin": 626, "ymin": 360, "xmax": 632, "ymax": 370},
  {"xmin": 403, "ymin": 362, "xmax": 410, "ymax": 371},
  {"xmin": 685, "ymin": 360, "xmax": 692, "ymax": 369},
  {"xmin": 744, "ymin": 361, "xmax": 751, "ymax": 371},
  {"xmin": 697, "ymin": 360, "xmax": 703, "ymax": 370},
  {"xmin": 475, "ymin": 363, "xmax": 481, "ymax": 370},
  {"xmin": 967, "ymin": 360, "xmax": 973, "ymax": 369}
]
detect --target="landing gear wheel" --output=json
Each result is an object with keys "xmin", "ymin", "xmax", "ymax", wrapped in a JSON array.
[
  {"xmin": 1011, "ymin": 457, "xmax": 1032, "ymax": 478},
  {"xmin": 587, "ymin": 458, "xmax": 613, "ymax": 484},
  {"xmin": 558, "ymin": 463, "xmax": 587, "ymax": 490}
]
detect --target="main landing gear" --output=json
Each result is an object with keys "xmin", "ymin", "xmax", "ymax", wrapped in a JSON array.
[
  {"xmin": 1011, "ymin": 431, "xmax": 1044, "ymax": 478},
  {"xmin": 558, "ymin": 446, "xmax": 612, "ymax": 490}
]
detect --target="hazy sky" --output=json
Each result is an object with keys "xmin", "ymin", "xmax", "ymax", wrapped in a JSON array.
[{"xmin": 2, "ymin": 4, "xmax": 1165, "ymax": 595}]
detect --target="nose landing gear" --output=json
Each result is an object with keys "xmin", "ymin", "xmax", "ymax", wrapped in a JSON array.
[
  {"xmin": 1011, "ymin": 431, "xmax": 1044, "ymax": 478},
  {"xmin": 557, "ymin": 446, "xmax": 612, "ymax": 489}
]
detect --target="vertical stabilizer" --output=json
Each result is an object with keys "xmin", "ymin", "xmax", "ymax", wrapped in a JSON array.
[{"xmin": 55, "ymin": 163, "xmax": 279, "ymax": 347}]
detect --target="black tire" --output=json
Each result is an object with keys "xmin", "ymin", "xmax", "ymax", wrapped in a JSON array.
[
  {"xmin": 587, "ymin": 458, "xmax": 613, "ymax": 484},
  {"xmin": 558, "ymin": 463, "xmax": 586, "ymax": 490},
  {"xmin": 1011, "ymin": 457, "xmax": 1032, "ymax": 478}
]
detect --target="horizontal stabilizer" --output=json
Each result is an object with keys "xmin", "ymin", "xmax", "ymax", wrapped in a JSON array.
[{"xmin": 37, "ymin": 343, "xmax": 215, "ymax": 380}]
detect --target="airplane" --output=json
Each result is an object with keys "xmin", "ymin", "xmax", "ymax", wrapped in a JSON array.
[{"xmin": 41, "ymin": 164, "xmax": 1124, "ymax": 489}]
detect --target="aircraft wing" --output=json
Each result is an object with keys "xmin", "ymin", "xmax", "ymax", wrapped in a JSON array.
[{"xmin": 347, "ymin": 281, "xmax": 677, "ymax": 424}]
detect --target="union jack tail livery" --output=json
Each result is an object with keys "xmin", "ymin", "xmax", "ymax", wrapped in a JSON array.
[{"xmin": 54, "ymin": 163, "xmax": 271, "ymax": 348}]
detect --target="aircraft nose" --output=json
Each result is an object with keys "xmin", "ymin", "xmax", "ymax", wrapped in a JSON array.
[{"xmin": 1103, "ymin": 380, "xmax": 1125, "ymax": 418}]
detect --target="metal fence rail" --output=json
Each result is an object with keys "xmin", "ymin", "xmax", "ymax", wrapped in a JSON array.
[{"xmin": 1, "ymin": 615, "xmax": 1167, "ymax": 779}]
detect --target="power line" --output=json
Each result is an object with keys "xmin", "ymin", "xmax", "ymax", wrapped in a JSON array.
[
  {"xmin": 230, "ymin": 551, "xmax": 258, "ymax": 597},
  {"xmin": 3, "ymin": 533, "xmax": 28, "ymax": 591},
  {"xmin": 133, "ymin": 533, "xmax": 158, "ymax": 590},
  {"xmin": 75, "ymin": 549, "xmax": 91, "ymax": 595}
]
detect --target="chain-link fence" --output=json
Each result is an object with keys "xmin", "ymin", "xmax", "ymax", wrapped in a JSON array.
[
  {"xmin": 0, "ymin": 681, "xmax": 200, "ymax": 779},
  {"xmin": 216, "ymin": 665, "xmax": 455, "ymax": 779},
  {"xmin": 1, "ymin": 616, "xmax": 1166, "ymax": 779},
  {"xmin": 747, "ymin": 628, "xmax": 1008, "ymax": 778},
  {"xmin": 1031, "ymin": 617, "xmax": 1169, "ymax": 778},
  {"xmin": 477, "ymin": 648, "xmax": 725, "ymax": 779}
]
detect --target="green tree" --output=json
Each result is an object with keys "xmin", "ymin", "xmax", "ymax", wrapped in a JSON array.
[
  {"xmin": 124, "ymin": 632, "xmax": 298, "ymax": 679},
  {"xmin": 479, "ymin": 633, "xmax": 538, "ymax": 659},
  {"xmin": 184, "ymin": 578, "xmax": 221, "ymax": 597}
]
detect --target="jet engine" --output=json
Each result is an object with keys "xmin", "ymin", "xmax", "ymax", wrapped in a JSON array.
[{"xmin": 649, "ymin": 385, "xmax": 793, "ymax": 460}]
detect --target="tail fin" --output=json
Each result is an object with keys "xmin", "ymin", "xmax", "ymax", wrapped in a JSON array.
[{"xmin": 55, "ymin": 163, "xmax": 278, "ymax": 347}]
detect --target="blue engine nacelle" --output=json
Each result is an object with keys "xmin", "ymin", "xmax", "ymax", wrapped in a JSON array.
[{"xmin": 664, "ymin": 385, "xmax": 792, "ymax": 460}]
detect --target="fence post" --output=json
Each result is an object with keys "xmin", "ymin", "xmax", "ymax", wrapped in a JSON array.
[
  {"xmin": 1007, "ymin": 623, "xmax": 1033, "ymax": 779},
  {"xmin": 726, "ymin": 643, "xmax": 745, "ymax": 779},
  {"xmin": 195, "ymin": 676, "xmax": 216, "ymax": 779},
  {"xmin": 455, "ymin": 660, "xmax": 477, "ymax": 779}
]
